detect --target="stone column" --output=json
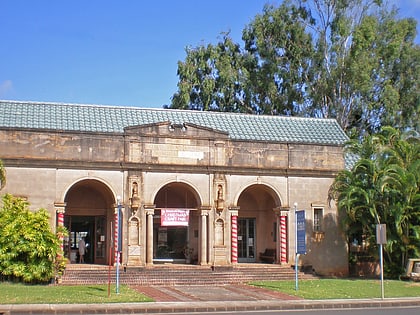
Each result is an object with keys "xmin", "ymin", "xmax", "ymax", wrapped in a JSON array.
[
  {"xmin": 114, "ymin": 206, "xmax": 118, "ymax": 265},
  {"xmin": 144, "ymin": 206, "xmax": 155, "ymax": 265},
  {"xmin": 230, "ymin": 208, "xmax": 239, "ymax": 264},
  {"xmin": 55, "ymin": 203, "xmax": 66, "ymax": 257},
  {"xmin": 199, "ymin": 207, "xmax": 210, "ymax": 265}
]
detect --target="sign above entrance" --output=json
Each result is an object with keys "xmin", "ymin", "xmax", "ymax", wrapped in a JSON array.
[{"xmin": 161, "ymin": 209, "xmax": 190, "ymax": 226}]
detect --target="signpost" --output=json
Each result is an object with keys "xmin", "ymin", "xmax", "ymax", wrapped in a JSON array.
[
  {"xmin": 108, "ymin": 221, "xmax": 113, "ymax": 297},
  {"xmin": 376, "ymin": 224, "xmax": 387, "ymax": 299},
  {"xmin": 295, "ymin": 205, "xmax": 306, "ymax": 291}
]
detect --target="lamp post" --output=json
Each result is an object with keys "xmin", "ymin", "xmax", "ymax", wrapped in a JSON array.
[{"xmin": 116, "ymin": 196, "xmax": 121, "ymax": 294}]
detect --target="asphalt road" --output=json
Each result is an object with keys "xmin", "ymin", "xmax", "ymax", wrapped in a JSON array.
[{"xmin": 138, "ymin": 306, "xmax": 420, "ymax": 315}]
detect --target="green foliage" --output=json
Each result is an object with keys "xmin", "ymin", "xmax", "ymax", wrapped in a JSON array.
[
  {"xmin": 0, "ymin": 283, "xmax": 152, "ymax": 304},
  {"xmin": 0, "ymin": 194, "xmax": 64, "ymax": 283},
  {"xmin": 171, "ymin": 34, "xmax": 250, "ymax": 112},
  {"xmin": 251, "ymin": 279, "xmax": 420, "ymax": 299},
  {"xmin": 170, "ymin": 0, "xmax": 420, "ymax": 139},
  {"xmin": 329, "ymin": 127, "xmax": 420, "ymax": 277}
]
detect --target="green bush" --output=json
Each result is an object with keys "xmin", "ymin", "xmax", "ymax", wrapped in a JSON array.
[{"xmin": 0, "ymin": 194, "xmax": 64, "ymax": 283}]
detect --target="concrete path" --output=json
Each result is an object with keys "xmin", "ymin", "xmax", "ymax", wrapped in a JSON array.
[
  {"xmin": 131, "ymin": 284, "xmax": 301, "ymax": 302},
  {"xmin": 1, "ymin": 284, "xmax": 420, "ymax": 314}
]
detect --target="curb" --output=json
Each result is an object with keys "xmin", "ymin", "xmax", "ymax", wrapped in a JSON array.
[{"xmin": 2, "ymin": 298, "xmax": 420, "ymax": 314}]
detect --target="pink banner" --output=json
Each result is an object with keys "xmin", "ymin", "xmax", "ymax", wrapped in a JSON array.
[{"xmin": 161, "ymin": 209, "xmax": 190, "ymax": 226}]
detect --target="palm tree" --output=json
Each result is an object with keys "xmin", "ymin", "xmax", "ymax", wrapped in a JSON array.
[
  {"xmin": 329, "ymin": 127, "xmax": 420, "ymax": 276},
  {"xmin": 377, "ymin": 127, "xmax": 420, "ymax": 270}
]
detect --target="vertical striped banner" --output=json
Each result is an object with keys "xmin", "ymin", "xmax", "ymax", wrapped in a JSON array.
[
  {"xmin": 114, "ymin": 210, "xmax": 119, "ymax": 265},
  {"xmin": 231, "ymin": 215, "xmax": 238, "ymax": 263},
  {"xmin": 57, "ymin": 210, "xmax": 64, "ymax": 255},
  {"xmin": 280, "ymin": 215, "xmax": 287, "ymax": 263}
]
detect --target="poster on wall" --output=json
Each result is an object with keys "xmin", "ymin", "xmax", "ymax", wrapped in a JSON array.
[{"xmin": 161, "ymin": 209, "xmax": 190, "ymax": 226}]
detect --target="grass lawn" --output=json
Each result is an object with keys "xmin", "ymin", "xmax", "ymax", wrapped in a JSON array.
[
  {"xmin": 250, "ymin": 279, "xmax": 420, "ymax": 299},
  {"xmin": 0, "ymin": 283, "xmax": 153, "ymax": 304},
  {"xmin": 1, "ymin": 279, "xmax": 420, "ymax": 304}
]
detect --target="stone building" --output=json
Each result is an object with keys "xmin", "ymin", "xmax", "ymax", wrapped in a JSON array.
[{"xmin": 0, "ymin": 100, "xmax": 349, "ymax": 276}]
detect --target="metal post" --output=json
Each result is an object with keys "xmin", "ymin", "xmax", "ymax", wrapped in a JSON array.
[
  {"xmin": 108, "ymin": 221, "xmax": 113, "ymax": 297},
  {"xmin": 376, "ymin": 224, "xmax": 386, "ymax": 299},
  {"xmin": 380, "ymin": 243, "xmax": 384, "ymax": 299},
  {"xmin": 294, "ymin": 202, "xmax": 298, "ymax": 291},
  {"xmin": 116, "ymin": 196, "xmax": 121, "ymax": 294}
]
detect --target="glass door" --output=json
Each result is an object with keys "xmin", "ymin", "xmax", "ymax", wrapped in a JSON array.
[
  {"xmin": 238, "ymin": 218, "xmax": 256, "ymax": 263},
  {"xmin": 94, "ymin": 216, "xmax": 107, "ymax": 265}
]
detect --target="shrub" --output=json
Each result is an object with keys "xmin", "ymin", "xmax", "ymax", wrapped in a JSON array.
[{"xmin": 0, "ymin": 194, "xmax": 64, "ymax": 283}]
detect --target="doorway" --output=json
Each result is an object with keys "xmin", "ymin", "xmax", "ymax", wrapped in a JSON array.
[
  {"xmin": 64, "ymin": 179, "xmax": 114, "ymax": 265},
  {"xmin": 154, "ymin": 225, "xmax": 188, "ymax": 260},
  {"xmin": 153, "ymin": 182, "xmax": 200, "ymax": 264},
  {"xmin": 238, "ymin": 218, "xmax": 256, "ymax": 262},
  {"xmin": 237, "ymin": 184, "xmax": 281, "ymax": 264},
  {"xmin": 64, "ymin": 216, "xmax": 107, "ymax": 264}
]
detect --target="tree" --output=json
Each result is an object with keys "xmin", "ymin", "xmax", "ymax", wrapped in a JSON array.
[
  {"xmin": 171, "ymin": 34, "xmax": 252, "ymax": 112},
  {"xmin": 170, "ymin": 0, "xmax": 420, "ymax": 138},
  {"xmin": 377, "ymin": 127, "xmax": 420, "ymax": 272},
  {"xmin": 0, "ymin": 194, "xmax": 64, "ymax": 283},
  {"xmin": 242, "ymin": 2, "xmax": 314, "ymax": 115},
  {"xmin": 329, "ymin": 127, "xmax": 420, "ymax": 277}
]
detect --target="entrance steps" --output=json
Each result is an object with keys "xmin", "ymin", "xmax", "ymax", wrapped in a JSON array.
[{"xmin": 61, "ymin": 263, "xmax": 316, "ymax": 286}]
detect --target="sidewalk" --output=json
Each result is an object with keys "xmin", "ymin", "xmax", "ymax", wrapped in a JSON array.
[
  {"xmin": 1, "ymin": 284, "xmax": 420, "ymax": 314},
  {"xmin": 2, "ymin": 297, "xmax": 420, "ymax": 314}
]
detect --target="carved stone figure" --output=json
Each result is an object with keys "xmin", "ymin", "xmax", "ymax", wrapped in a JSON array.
[
  {"xmin": 216, "ymin": 184, "xmax": 224, "ymax": 211},
  {"xmin": 130, "ymin": 181, "xmax": 140, "ymax": 212}
]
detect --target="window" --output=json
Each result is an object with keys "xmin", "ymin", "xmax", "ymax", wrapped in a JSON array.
[{"xmin": 313, "ymin": 207, "xmax": 323, "ymax": 232}]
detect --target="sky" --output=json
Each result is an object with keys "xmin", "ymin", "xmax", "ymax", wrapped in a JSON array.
[{"xmin": 0, "ymin": 0, "xmax": 419, "ymax": 109}]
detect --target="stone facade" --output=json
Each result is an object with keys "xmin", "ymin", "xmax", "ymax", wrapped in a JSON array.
[{"xmin": 0, "ymin": 101, "xmax": 349, "ymax": 276}]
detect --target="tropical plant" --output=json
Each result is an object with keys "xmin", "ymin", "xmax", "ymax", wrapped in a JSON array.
[
  {"xmin": 329, "ymin": 127, "xmax": 420, "ymax": 277},
  {"xmin": 0, "ymin": 194, "xmax": 65, "ymax": 283}
]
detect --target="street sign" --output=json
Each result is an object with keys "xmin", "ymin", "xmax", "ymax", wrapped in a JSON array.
[{"xmin": 376, "ymin": 224, "xmax": 387, "ymax": 244}]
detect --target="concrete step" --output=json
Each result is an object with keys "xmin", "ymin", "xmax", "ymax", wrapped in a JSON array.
[{"xmin": 61, "ymin": 263, "xmax": 316, "ymax": 285}]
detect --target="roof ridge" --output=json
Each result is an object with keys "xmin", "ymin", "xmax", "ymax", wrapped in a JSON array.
[
  {"xmin": 0, "ymin": 99, "xmax": 348, "ymax": 145},
  {"xmin": 0, "ymin": 99, "xmax": 338, "ymax": 122}
]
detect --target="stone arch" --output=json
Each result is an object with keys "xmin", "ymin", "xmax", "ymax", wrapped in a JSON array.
[
  {"xmin": 62, "ymin": 177, "xmax": 117, "ymax": 206},
  {"xmin": 233, "ymin": 182, "xmax": 282, "ymax": 208},
  {"xmin": 151, "ymin": 182, "xmax": 202, "ymax": 263},
  {"xmin": 152, "ymin": 180, "xmax": 202, "ymax": 208},
  {"xmin": 235, "ymin": 184, "xmax": 282, "ymax": 263},
  {"xmin": 64, "ymin": 179, "xmax": 116, "ymax": 265}
]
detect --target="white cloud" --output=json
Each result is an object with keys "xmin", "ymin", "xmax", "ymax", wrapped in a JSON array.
[{"xmin": 0, "ymin": 80, "xmax": 13, "ymax": 97}]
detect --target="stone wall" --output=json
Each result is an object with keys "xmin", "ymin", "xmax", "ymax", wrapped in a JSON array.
[
  {"xmin": 0, "ymin": 125, "xmax": 348, "ymax": 275},
  {"xmin": 0, "ymin": 126, "xmax": 344, "ymax": 176}
]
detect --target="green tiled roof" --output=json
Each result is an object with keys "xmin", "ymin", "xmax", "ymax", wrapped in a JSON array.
[{"xmin": 0, "ymin": 100, "xmax": 348, "ymax": 145}]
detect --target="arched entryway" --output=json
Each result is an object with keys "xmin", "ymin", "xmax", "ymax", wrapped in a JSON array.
[
  {"xmin": 237, "ymin": 184, "xmax": 281, "ymax": 263},
  {"xmin": 64, "ymin": 179, "xmax": 115, "ymax": 265},
  {"xmin": 153, "ymin": 182, "xmax": 201, "ymax": 263}
]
